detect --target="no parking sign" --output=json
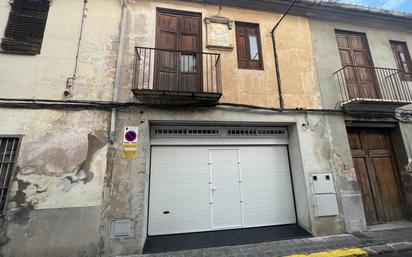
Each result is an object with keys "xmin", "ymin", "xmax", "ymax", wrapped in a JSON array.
[{"xmin": 122, "ymin": 127, "xmax": 138, "ymax": 158}]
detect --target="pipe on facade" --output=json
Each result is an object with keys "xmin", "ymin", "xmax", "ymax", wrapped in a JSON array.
[
  {"xmin": 109, "ymin": 0, "xmax": 128, "ymax": 144},
  {"xmin": 271, "ymin": 0, "xmax": 298, "ymax": 110}
]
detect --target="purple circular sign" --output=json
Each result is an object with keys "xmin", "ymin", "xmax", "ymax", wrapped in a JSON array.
[{"xmin": 125, "ymin": 130, "xmax": 137, "ymax": 142}]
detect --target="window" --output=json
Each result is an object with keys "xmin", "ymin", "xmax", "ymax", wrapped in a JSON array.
[
  {"xmin": 235, "ymin": 22, "xmax": 263, "ymax": 70},
  {"xmin": 390, "ymin": 41, "xmax": 412, "ymax": 81},
  {"xmin": 0, "ymin": 137, "xmax": 20, "ymax": 215},
  {"xmin": 1, "ymin": 0, "xmax": 50, "ymax": 54}
]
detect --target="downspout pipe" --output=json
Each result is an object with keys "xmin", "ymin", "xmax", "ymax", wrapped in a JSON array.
[
  {"xmin": 271, "ymin": 0, "xmax": 298, "ymax": 110},
  {"xmin": 109, "ymin": 0, "xmax": 127, "ymax": 144}
]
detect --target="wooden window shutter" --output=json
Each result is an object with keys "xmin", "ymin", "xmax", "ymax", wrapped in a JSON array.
[
  {"xmin": 236, "ymin": 26, "xmax": 249, "ymax": 69},
  {"xmin": 235, "ymin": 22, "xmax": 263, "ymax": 70},
  {"xmin": 390, "ymin": 41, "xmax": 412, "ymax": 81},
  {"xmin": 1, "ymin": 0, "xmax": 50, "ymax": 54}
]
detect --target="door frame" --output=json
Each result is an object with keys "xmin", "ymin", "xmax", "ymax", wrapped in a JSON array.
[
  {"xmin": 154, "ymin": 8, "xmax": 203, "ymax": 92},
  {"xmin": 346, "ymin": 124, "xmax": 408, "ymax": 224},
  {"xmin": 335, "ymin": 29, "xmax": 382, "ymax": 99}
]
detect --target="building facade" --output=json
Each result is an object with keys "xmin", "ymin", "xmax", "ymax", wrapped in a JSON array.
[{"xmin": 0, "ymin": 0, "xmax": 411, "ymax": 257}]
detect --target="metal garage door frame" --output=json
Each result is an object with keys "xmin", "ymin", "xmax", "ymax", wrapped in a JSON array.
[{"xmin": 146, "ymin": 125, "xmax": 298, "ymax": 236}]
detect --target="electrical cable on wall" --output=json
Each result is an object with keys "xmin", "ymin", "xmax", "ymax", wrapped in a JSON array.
[{"xmin": 64, "ymin": 0, "xmax": 88, "ymax": 98}]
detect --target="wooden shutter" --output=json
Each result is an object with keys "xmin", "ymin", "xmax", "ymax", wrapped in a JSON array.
[
  {"xmin": 1, "ymin": 0, "xmax": 50, "ymax": 54},
  {"xmin": 390, "ymin": 41, "xmax": 412, "ymax": 81},
  {"xmin": 235, "ymin": 22, "xmax": 263, "ymax": 70},
  {"xmin": 335, "ymin": 31, "xmax": 378, "ymax": 99},
  {"xmin": 235, "ymin": 26, "xmax": 249, "ymax": 69},
  {"xmin": 155, "ymin": 9, "xmax": 202, "ymax": 92}
]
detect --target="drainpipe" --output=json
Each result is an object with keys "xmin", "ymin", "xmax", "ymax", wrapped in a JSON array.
[
  {"xmin": 109, "ymin": 0, "xmax": 127, "ymax": 144},
  {"xmin": 271, "ymin": 0, "xmax": 298, "ymax": 110}
]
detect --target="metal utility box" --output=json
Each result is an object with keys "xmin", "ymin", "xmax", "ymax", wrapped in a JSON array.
[
  {"xmin": 310, "ymin": 173, "xmax": 339, "ymax": 217},
  {"xmin": 311, "ymin": 173, "xmax": 335, "ymax": 194}
]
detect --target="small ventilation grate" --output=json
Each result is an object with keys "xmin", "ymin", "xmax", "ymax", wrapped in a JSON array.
[
  {"xmin": 152, "ymin": 126, "xmax": 287, "ymax": 138},
  {"xmin": 153, "ymin": 127, "xmax": 220, "ymax": 137},
  {"xmin": 227, "ymin": 128, "xmax": 287, "ymax": 137}
]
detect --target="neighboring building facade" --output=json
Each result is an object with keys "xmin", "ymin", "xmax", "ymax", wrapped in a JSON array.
[
  {"xmin": 0, "ymin": 0, "xmax": 121, "ymax": 256},
  {"xmin": 0, "ymin": 1, "xmax": 411, "ymax": 257},
  {"xmin": 308, "ymin": 1, "xmax": 412, "ymax": 229}
]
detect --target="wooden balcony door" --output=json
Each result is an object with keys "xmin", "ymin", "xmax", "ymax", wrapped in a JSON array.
[
  {"xmin": 336, "ymin": 31, "xmax": 378, "ymax": 99},
  {"xmin": 347, "ymin": 127, "xmax": 405, "ymax": 225},
  {"xmin": 155, "ymin": 9, "xmax": 202, "ymax": 92}
]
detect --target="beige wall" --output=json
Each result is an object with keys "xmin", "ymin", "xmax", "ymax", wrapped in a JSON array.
[
  {"xmin": 0, "ymin": 0, "xmax": 120, "ymax": 101},
  {"xmin": 120, "ymin": 0, "xmax": 322, "ymax": 109}
]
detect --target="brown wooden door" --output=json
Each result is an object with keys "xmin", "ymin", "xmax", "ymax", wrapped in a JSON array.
[
  {"xmin": 347, "ymin": 128, "xmax": 404, "ymax": 225},
  {"xmin": 155, "ymin": 9, "xmax": 202, "ymax": 92},
  {"xmin": 336, "ymin": 31, "xmax": 378, "ymax": 99}
]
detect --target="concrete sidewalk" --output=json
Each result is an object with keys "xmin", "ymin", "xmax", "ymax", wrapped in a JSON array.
[{"xmin": 120, "ymin": 227, "xmax": 412, "ymax": 257}]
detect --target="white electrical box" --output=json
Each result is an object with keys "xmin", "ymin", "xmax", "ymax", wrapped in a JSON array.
[
  {"xmin": 314, "ymin": 194, "xmax": 339, "ymax": 217},
  {"xmin": 310, "ymin": 173, "xmax": 336, "ymax": 194},
  {"xmin": 310, "ymin": 173, "xmax": 339, "ymax": 217}
]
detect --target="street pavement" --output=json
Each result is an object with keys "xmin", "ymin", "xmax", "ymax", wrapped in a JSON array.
[{"xmin": 122, "ymin": 227, "xmax": 412, "ymax": 257}]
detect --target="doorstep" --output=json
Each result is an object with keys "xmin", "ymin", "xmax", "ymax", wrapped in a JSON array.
[
  {"xmin": 143, "ymin": 224, "xmax": 311, "ymax": 253},
  {"xmin": 118, "ymin": 227, "xmax": 412, "ymax": 257}
]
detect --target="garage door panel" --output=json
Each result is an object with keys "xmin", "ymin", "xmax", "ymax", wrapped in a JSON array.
[
  {"xmin": 149, "ymin": 147, "xmax": 211, "ymax": 236},
  {"xmin": 241, "ymin": 146, "xmax": 296, "ymax": 227},
  {"xmin": 149, "ymin": 145, "xmax": 296, "ymax": 235}
]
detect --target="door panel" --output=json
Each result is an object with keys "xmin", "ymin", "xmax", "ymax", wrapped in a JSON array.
[
  {"xmin": 348, "ymin": 128, "xmax": 404, "ymax": 225},
  {"xmin": 372, "ymin": 157, "xmax": 403, "ymax": 221},
  {"xmin": 336, "ymin": 31, "xmax": 378, "ymax": 99},
  {"xmin": 156, "ymin": 13, "xmax": 179, "ymax": 91},
  {"xmin": 210, "ymin": 150, "xmax": 242, "ymax": 229},
  {"xmin": 155, "ymin": 10, "xmax": 201, "ymax": 92},
  {"xmin": 149, "ymin": 147, "xmax": 211, "ymax": 236},
  {"xmin": 352, "ymin": 157, "xmax": 379, "ymax": 224},
  {"xmin": 240, "ymin": 146, "xmax": 296, "ymax": 227}
]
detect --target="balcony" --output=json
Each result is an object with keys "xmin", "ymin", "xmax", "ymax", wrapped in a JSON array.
[
  {"xmin": 132, "ymin": 47, "xmax": 222, "ymax": 106},
  {"xmin": 334, "ymin": 65, "xmax": 412, "ymax": 114}
]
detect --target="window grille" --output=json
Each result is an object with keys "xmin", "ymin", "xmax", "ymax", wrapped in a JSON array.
[
  {"xmin": 1, "ymin": 0, "xmax": 50, "ymax": 54},
  {"xmin": 0, "ymin": 137, "xmax": 20, "ymax": 215}
]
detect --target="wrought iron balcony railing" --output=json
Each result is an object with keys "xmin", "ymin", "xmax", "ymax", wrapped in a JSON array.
[
  {"xmin": 132, "ymin": 47, "xmax": 222, "ymax": 105},
  {"xmin": 334, "ymin": 65, "xmax": 412, "ymax": 104}
]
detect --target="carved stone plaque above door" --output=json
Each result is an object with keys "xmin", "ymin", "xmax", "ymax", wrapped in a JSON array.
[{"xmin": 205, "ymin": 16, "xmax": 234, "ymax": 51}]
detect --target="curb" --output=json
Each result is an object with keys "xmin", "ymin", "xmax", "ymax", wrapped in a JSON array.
[
  {"xmin": 284, "ymin": 248, "xmax": 368, "ymax": 257},
  {"xmin": 362, "ymin": 241, "xmax": 412, "ymax": 255},
  {"xmin": 284, "ymin": 242, "xmax": 412, "ymax": 257}
]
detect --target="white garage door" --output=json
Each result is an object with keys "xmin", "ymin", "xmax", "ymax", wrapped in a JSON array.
[{"xmin": 148, "ymin": 145, "xmax": 296, "ymax": 236}]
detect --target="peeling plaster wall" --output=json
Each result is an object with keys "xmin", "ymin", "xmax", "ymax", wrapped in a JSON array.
[
  {"xmin": 118, "ymin": 0, "xmax": 322, "ymax": 109},
  {"xmin": 0, "ymin": 0, "xmax": 122, "ymax": 256},
  {"xmin": 103, "ymin": 107, "xmax": 348, "ymax": 255},
  {"xmin": 396, "ymin": 123, "xmax": 412, "ymax": 218},
  {"xmin": 0, "ymin": 109, "xmax": 110, "ymax": 257}
]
